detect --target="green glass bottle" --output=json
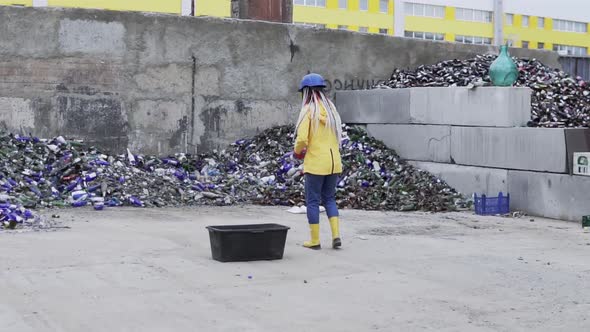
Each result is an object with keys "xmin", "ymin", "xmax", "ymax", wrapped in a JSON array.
[{"xmin": 489, "ymin": 45, "xmax": 518, "ymax": 86}]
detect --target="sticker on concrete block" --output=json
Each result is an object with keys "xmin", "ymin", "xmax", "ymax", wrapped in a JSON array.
[{"xmin": 573, "ymin": 153, "xmax": 590, "ymax": 176}]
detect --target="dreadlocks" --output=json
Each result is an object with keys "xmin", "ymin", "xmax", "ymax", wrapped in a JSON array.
[{"xmin": 295, "ymin": 88, "xmax": 343, "ymax": 144}]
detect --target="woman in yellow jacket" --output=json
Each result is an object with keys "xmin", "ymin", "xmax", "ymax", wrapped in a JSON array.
[{"xmin": 293, "ymin": 73, "xmax": 342, "ymax": 250}]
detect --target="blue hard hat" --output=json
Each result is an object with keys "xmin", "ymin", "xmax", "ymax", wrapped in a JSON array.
[{"xmin": 299, "ymin": 73, "xmax": 326, "ymax": 91}]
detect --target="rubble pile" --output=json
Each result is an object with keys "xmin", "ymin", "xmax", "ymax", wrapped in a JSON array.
[
  {"xmin": 0, "ymin": 126, "xmax": 462, "ymax": 228},
  {"xmin": 377, "ymin": 54, "xmax": 590, "ymax": 128},
  {"xmin": 253, "ymin": 126, "xmax": 462, "ymax": 211}
]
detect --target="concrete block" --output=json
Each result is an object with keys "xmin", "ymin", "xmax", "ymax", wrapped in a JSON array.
[
  {"xmin": 451, "ymin": 127, "xmax": 567, "ymax": 173},
  {"xmin": 59, "ymin": 19, "xmax": 126, "ymax": 56},
  {"xmin": 409, "ymin": 87, "xmax": 531, "ymax": 127},
  {"xmin": 0, "ymin": 97, "xmax": 34, "ymax": 133},
  {"xmin": 508, "ymin": 170, "xmax": 590, "ymax": 221},
  {"xmin": 409, "ymin": 161, "xmax": 508, "ymax": 196},
  {"xmin": 335, "ymin": 87, "xmax": 531, "ymax": 127},
  {"xmin": 367, "ymin": 124, "xmax": 451, "ymax": 163},
  {"xmin": 336, "ymin": 89, "xmax": 411, "ymax": 124}
]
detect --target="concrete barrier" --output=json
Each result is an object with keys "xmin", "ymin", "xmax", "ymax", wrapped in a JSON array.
[
  {"xmin": 336, "ymin": 89, "xmax": 411, "ymax": 124},
  {"xmin": 508, "ymin": 171, "xmax": 590, "ymax": 221},
  {"xmin": 450, "ymin": 127, "xmax": 568, "ymax": 173},
  {"xmin": 367, "ymin": 124, "xmax": 451, "ymax": 163},
  {"xmin": 409, "ymin": 161, "xmax": 508, "ymax": 196},
  {"xmin": 336, "ymin": 87, "xmax": 531, "ymax": 127}
]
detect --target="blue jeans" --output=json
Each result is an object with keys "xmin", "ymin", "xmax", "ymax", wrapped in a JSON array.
[{"xmin": 304, "ymin": 174, "xmax": 339, "ymax": 224}]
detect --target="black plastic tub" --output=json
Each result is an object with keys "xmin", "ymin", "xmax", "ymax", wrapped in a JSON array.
[{"xmin": 206, "ymin": 224, "xmax": 290, "ymax": 262}]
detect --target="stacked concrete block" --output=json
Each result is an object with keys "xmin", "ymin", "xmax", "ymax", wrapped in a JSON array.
[
  {"xmin": 336, "ymin": 87, "xmax": 590, "ymax": 221},
  {"xmin": 409, "ymin": 87, "xmax": 531, "ymax": 127},
  {"xmin": 450, "ymin": 127, "xmax": 568, "ymax": 173},
  {"xmin": 509, "ymin": 171, "xmax": 590, "ymax": 221},
  {"xmin": 336, "ymin": 87, "xmax": 531, "ymax": 127},
  {"xmin": 367, "ymin": 124, "xmax": 451, "ymax": 163},
  {"xmin": 336, "ymin": 89, "xmax": 412, "ymax": 124},
  {"xmin": 409, "ymin": 161, "xmax": 508, "ymax": 196}
]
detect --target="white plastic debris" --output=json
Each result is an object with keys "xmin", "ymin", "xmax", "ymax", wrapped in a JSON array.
[{"xmin": 286, "ymin": 205, "xmax": 326, "ymax": 214}]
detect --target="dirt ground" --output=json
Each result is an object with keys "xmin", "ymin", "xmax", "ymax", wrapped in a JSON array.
[{"xmin": 1, "ymin": 206, "xmax": 589, "ymax": 332}]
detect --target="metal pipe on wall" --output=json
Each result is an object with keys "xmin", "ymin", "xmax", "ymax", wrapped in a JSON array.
[{"xmin": 182, "ymin": 0, "xmax": 192, "ymax": 16}]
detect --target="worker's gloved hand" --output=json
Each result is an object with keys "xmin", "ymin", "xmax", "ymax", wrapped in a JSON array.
[{"xmin": 293, "ymin": 149, "xmax": 306, "ymax": 160}]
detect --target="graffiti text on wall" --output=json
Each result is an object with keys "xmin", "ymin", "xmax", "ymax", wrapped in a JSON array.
[{"xmin": 324, "ymin": 79, "xmax": 386, "ymax": 93}]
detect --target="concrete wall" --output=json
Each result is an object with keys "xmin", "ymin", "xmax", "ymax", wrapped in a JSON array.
[{"xmin": 0, "ymin": 6, "xmax": 560, "ymax": 154}]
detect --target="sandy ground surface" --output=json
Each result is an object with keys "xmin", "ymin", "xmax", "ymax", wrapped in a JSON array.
[{"xmin": 1, "ymin": 206, "xmax": 589, "ymax": 332}]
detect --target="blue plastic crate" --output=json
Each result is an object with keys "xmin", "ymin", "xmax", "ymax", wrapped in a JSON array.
[{"xmin": 474, "ymin": 192, "xmax": 510, "ymax": 215}]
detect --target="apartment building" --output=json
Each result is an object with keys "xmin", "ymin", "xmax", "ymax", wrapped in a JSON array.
[
  {"xmin": 398, "ymin": 0, "xmax": 589, "ymax": 55},
  {"xmin": 0, "ymin": 0, "xmax": 229, "ymax": 17},
  {"xmin": 1, "ymin": 0, "xmax": 588, "ymax": 55}
]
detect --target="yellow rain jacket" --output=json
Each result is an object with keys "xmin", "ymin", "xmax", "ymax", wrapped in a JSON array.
[{"xmin": 294, "ymin": 104, "xmax": 343, "ymax": 175}]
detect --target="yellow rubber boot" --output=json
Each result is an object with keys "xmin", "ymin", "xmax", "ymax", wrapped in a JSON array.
[
  {"xmin": 303, "ymin": 224, "xmax": 321, "ymax": 250},
  {"xmin": 329, "ymin": 217, "xmax": 342, "ymax": 249}
]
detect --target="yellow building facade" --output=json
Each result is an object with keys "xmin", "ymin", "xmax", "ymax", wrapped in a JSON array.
[
  {"xmin": 293, "ymin": 0, "xmax": 394, "ymax": 34},
  {"xmin": 1, "ymin": 0, "xmax": 588, "ymax": 55},
  {"xmin": 195, "ymin": 0, "xmax": 230, "ymax": 17},
  {"xmin": 0, "ymin": 0, "xmax": 181, "ymax": 13}
]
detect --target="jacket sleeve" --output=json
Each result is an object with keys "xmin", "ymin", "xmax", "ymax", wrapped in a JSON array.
[{"xmin": 294, "ymin": 112, "xmax": 310, "ymax": 154}]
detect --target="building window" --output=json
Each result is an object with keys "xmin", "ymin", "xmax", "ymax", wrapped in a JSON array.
[
  {"xmin": 538, "ymin": 42, "xmax": 545, "ymax": 49},
  {"xmin": 538, "ymin": 17, "xmax": 545, "ymax": 29},
  {"xmin": 553, "ymin": 44, "xmax": 588, "ymax": 56},
  {"xmin": 405, "ymin": 30, "xmax": 444, "ymax": 41},
  {"xmin": 522, "ymin": 41, "xmax": 529, "ymax": 49},
  {"xmin": 506, "ymin": 13, "xmax": 514, "ymax": 25},
  {"xmin": 404, "ymin": 2, "xmax": 444, "ymax": 18},
  {"xmin": 522, "ymin": 15, "xmax": 529, "ymax": 27},
  {"xmin": 456, "ymin": 35, "xmax": 492, "ymax": 45},
  {"xmin": 359, "ymin": 0, "xmax": 368, "ymax": 11},
  {"xmin": 456, "ymin": 8, "xmax": 492, "ymax": 23},
  {"xmin": 296, "ymin": 22, "xmax": 326, "ymax": 28},
  {"xmin": 294, "ymin": 0, "xmax": 326, "ymax": 7},
  {"xmin": 379, "ymin": 28, "xmax": 388, "ymax": 34},
  {"xmin": 338, "ymin": 0, "xmax": 347, "ymax": 9},
  {"xmin": 338, "ymin": 25, "xmax": 348, "ymax": 30},
  {"xmin": 379, "ymin": 0, "xmax": 388, "ymax": 13},
  {"xmin": 359, "ymin": 27, "xmax": 369, "ymax": 33},
  {"xmin": 553, "ymin": 19, "xmax": 587, "ymax": 33}
]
